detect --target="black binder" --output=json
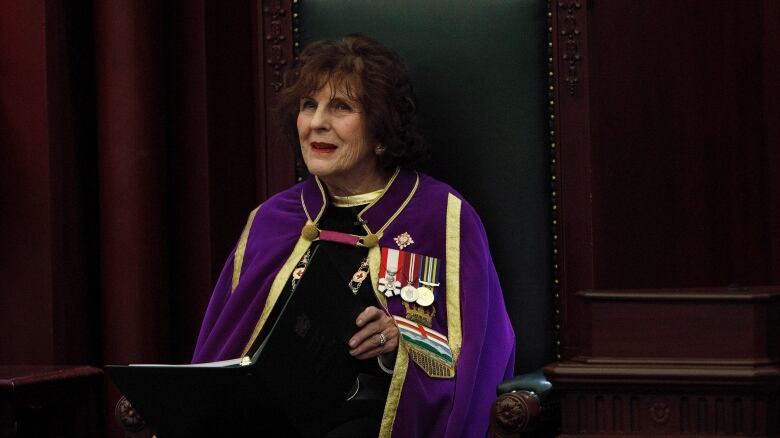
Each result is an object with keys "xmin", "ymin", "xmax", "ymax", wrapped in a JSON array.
[{"xmin": 106, "ymin": 245, "xmax": 367, "ymax": 437}]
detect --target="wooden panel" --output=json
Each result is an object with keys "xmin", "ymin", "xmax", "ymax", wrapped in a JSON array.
[
  {"xmin": 555, "ymin": 390, "xmax": 779, "ymax": 437},
  {"xmin": 547, "ymin": 286, "xmax": 780, "ymax": 437},
  {"xmin": 581, "ymin": 288, "xmax": 780, "ymax": 361},
  {"xmin": 552, "ymin": 0, "xmax": 594, "ymax": 360},
  {"xmin": 554, "ymin": 0, "xmax": 780, "ymax": 359},
  {"xmin": 765, "ymin": 0, "xmax": 780, "ymax": 285},
  {"xmin": 587, "ymin": 0, "xmax": 769, "ymax": 290},
  {"xmin": 255, "ymin": 0, "xmax": 297, "ymax": 197}
]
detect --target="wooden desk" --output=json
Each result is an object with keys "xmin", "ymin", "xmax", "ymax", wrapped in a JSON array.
[{"xmin": 0, "ymin": 366, "xmax": 102, "ymax": 438}]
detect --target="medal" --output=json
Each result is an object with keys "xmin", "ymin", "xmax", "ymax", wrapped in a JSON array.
[
  {"xmin": 290, "ymin": 248, "xmax": 312, "ymax": 291},
  {"xmin": 399, "ymin": 251, "xmax": 421, "ymax": 302},
  {"xmin": 414, "ymin": 255, "xmax": 440, "ymax": 307},
  {"xmin": 379, "ymin": 248, "xmax": 403, "ymax": 297},
  {"xmin": 400, "ymin": 284, "xmax": 418, "ymax": 302},
  {"xmin": 379, "ymin": 277, "xmax": 402, "ymax": 297},
  {"xmin": 393, "ymin": 232, "xmax": 414, "ymax": 250},
  {"xmin": 348, "ymin": 258, "xmax": 370, "ymax": 295},
  {"xmin": 415, "ymin": 286, "xmax": 434, "ymax": 306}
]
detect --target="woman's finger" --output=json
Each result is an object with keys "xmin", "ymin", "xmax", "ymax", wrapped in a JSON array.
[
  {"xmin": 348, "ymin": 320, "xmax": 386, "ymax": 350},
  {"xmin": 355, "ymin": 306, "xmax": 385, "ymax": 327},
  {"xmin": 350, "ymin": 324, "xmax": 399, "ymax": 358},
  {"xmin": 352, "ymin": 334, "xmax": 399, "ymax": 360}
]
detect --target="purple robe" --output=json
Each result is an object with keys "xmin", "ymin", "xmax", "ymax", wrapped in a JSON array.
[{"xmin": 193, "ymin": 169, "xmax": 515, "ymax": 437}]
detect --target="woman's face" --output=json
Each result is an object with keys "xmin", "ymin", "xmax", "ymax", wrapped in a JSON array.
[{"xmin": 297, "ymin": 82, "xmax": 381, "ymax": 195}]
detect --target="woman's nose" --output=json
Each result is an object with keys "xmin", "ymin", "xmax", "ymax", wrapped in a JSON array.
[{"xmin": 310, "ymin": 106, "xmax": 330, "ymax": 130}]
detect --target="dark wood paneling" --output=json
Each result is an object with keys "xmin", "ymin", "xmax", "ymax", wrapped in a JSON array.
[
  {"xmin": 765, "ymin": 0, "xmax": 780, "ymax": 284},
  {"xmin": 255, "ymin": 0, "xmax": 297, "ymax": 198},
  {"xmin": 554, "ymin": 0, "xmax": 780, "ymax": 360},
  {"xmin": 548, "ymin": 287, "xmax": 780, "ymax": 437},
  {"xmin": 550, "ymin": 1, "xmax": 780, "ymax": 436},
  {"xmin": 581, "ymin": 288, "xmax": 779, "ymax": 361},
  {"xmin": 587, "ymin": 0, "xmax": 769, "ymax": 290},
  {"xmin": 552, "ymin": 0, "xmax": 594, "ymax": 361}
]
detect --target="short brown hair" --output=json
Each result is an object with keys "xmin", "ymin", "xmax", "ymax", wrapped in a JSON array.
[{"xmin": 277, "ymin": 34, "xmax": 427, "ymax": 169}]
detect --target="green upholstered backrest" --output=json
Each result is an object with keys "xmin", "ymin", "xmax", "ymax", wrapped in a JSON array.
[{"xmin": 299, "ymin": 0, "xmax": 551, "ymax": 373}]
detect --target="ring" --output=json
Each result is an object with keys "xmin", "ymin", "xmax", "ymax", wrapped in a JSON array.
[{"xmin": 378, "ymin": 333, "xmax": 387, "ymax": 346}]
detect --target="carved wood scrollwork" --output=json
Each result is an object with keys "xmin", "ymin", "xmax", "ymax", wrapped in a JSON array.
[
  {"xmin": 558, "ymin": 1, "xmax": 582, "ymax": 96},
  {"xmin": 490, "ymin": 390, "xmax": 541, "ymax": 437},
  {"xmin": 650, "ymin": 401, "xmax": 671, "ymax": 425},
  {"xmin": 262, "ymin": 0, "xmax": 289, "ymax": 91},
  {"xmin": 115, "ymin": 396, "xmax": 147, "ymax": 433}
]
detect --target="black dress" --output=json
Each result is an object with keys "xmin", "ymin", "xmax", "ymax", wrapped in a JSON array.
[{"xmin": 257, "ymin": 203, "xmax": 391, "ymax": 437}]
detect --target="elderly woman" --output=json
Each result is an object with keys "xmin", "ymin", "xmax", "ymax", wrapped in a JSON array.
[{"xmin": 192, "ymin": 35, "xmax": 515, "ymax": 437}]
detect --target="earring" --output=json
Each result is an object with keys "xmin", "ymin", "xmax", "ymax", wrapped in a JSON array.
[{"xmin": 375, "ymin": 145, "xmax": 386, "ymax": 155}]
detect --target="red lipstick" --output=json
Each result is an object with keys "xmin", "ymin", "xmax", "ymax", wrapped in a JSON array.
[{"xmin": 311, "ymin": 142, "xmax": 337, "ymax": 153}]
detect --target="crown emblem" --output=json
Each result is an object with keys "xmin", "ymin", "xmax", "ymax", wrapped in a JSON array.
[{"xmin": 403, "ymin": 301, "xmax": 436, "ymax": 327}]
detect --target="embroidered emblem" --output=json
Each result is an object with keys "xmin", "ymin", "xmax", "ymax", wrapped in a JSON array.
[
  {"xmin": 403, "ymin": 301, "xmax": 435, "ymax": 328},
  {"xmin": 393, "ymin": 232, "xmax": 414, "ymax": 250},
  {"xmin": 394, "ymin": 315, "xmax": 455, "ymax": 378}
]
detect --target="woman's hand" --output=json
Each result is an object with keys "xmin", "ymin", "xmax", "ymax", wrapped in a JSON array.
[{"xmin": 348, "ymin": 306, "xmax": 399, "ymax": 364}]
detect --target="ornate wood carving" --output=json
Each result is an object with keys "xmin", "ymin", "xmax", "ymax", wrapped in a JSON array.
[
  {"xmin": 490, "ymin": 391, "xmax": 541, "ymax": 437},
  {"xmin": 550, "ymin": 0, "xmax": 592, "ymax": 361},
  {"xmin": 115, "ymin": 396, "xmax": 147, "ymax": 433},
  {"xmin": 255, "ymin": 0, "xmax": 296, "ymax": 199},
  {"xmin": 558, "ymin": 1, "xmax": 583, "ymax": 96},
  {"xmin": 556, "ymin": 390, "xmax": 777, "ymax": 436},
  {"xmin": 261, "ymin": 0, "xmax": 290, "ymax": 91}
]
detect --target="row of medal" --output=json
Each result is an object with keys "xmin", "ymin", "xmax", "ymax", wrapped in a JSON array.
[{"xmin": 378, "ymin": 248, "xmax": 440, "ymax": 307}]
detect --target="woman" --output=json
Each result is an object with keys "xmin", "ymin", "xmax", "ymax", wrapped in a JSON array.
[{"xmin": 192, "ymin": 35, "xmax": 515, "ymax": 437}]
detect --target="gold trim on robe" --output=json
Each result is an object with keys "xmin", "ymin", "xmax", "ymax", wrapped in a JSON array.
[
  {"xmin": 231, "ymin": 205, "xmax": 260, "ymax": 293},
  {"xmin": 445, "ymin": 193, "xmax": 463, "ymax": 364}
]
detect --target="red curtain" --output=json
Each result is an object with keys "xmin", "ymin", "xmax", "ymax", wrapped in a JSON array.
[{"xmin": 1, "ymin": 0, "xmax": 293, "ymax": 436}]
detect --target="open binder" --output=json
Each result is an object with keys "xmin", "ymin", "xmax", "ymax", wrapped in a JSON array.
[{"xmin": 106, "ymin": 245, "xmax": 367, "ymax": 437}]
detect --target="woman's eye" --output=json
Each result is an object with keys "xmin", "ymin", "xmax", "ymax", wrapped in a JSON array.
[
  {"xmin": 333, "ymin": 101, "xmax": 353, "ymax": 111},
  {"xmin": 300, "ymin": 99, "xmax": 317, "ymax": 110}
]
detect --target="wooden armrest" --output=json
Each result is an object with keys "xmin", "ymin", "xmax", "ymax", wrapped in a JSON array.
[{"xmin": 489, "ymin": 369, "xmax": 558, "ymax": 437}]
